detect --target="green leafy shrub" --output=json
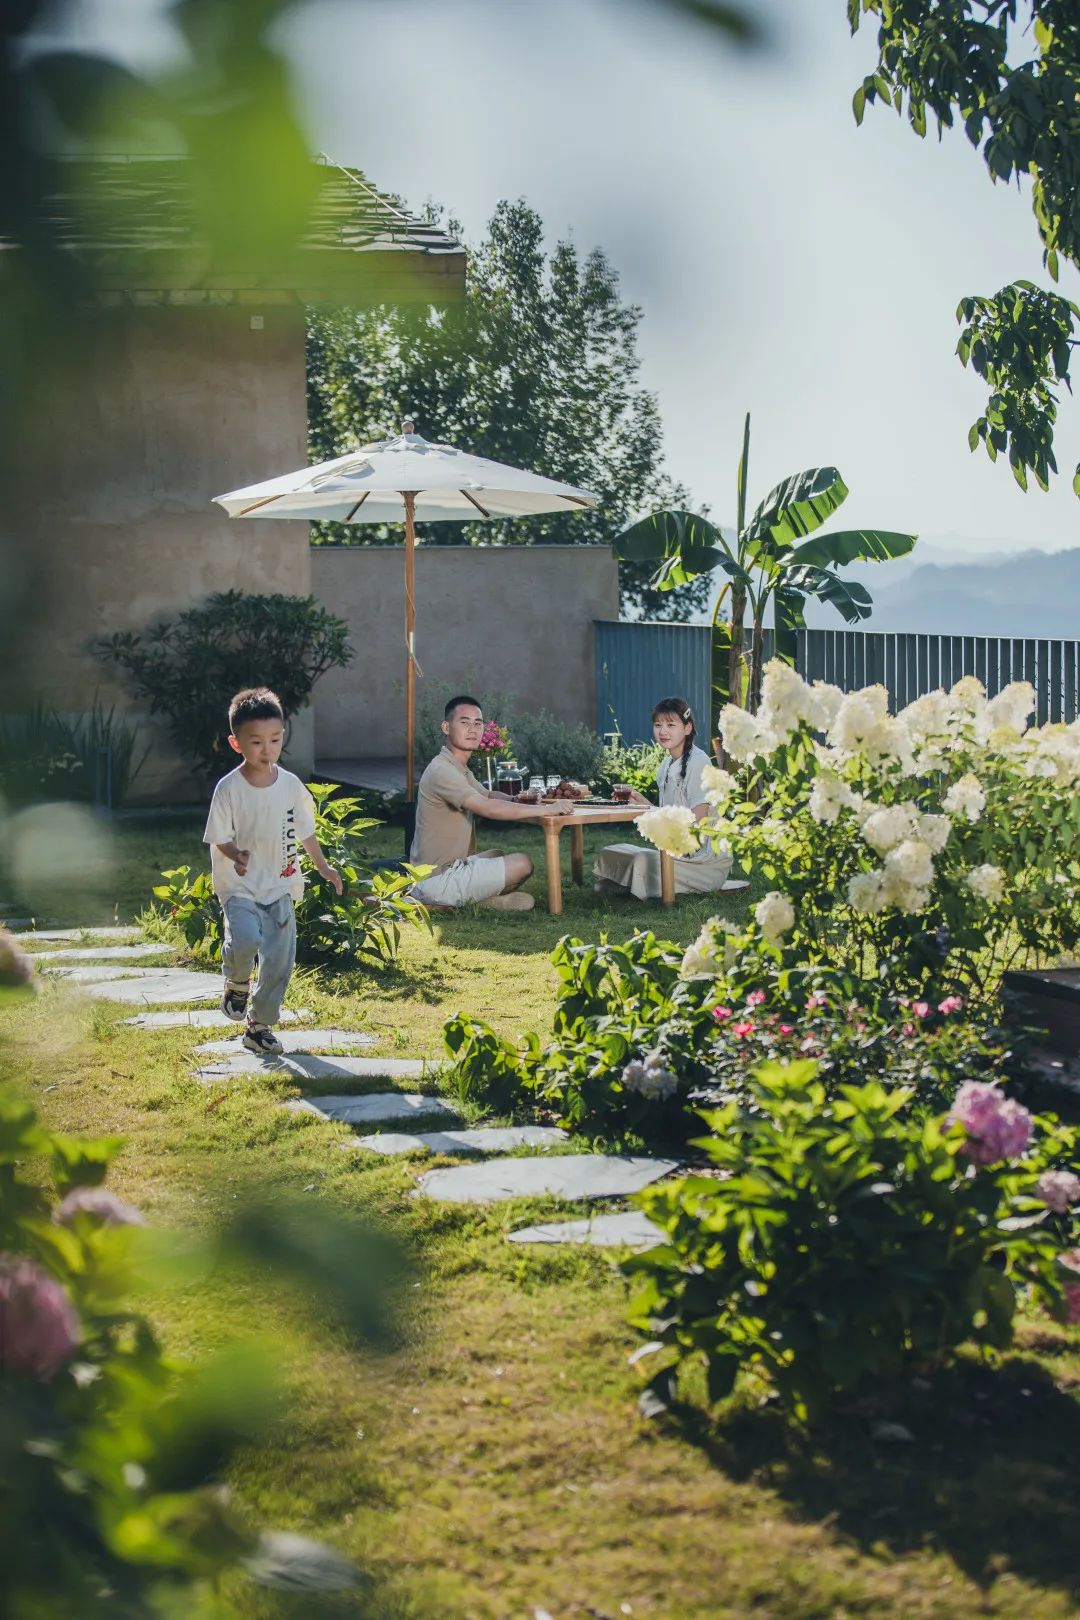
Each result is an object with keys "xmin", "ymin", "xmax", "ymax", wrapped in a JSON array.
[
  {"xmin": 152, "ymin": 782, "xmax": 429, "ymax": 965},
  {"xmin": 0, "ymin": 699, "xmax": 148, "ymax": 808},
  {"xmin": 593, "ymin": 736, "xmax": 664, "ymax": 799},
  {"xmin": 625, "ymin": 1060, "xmax": 1080, "ymax": 1421},
  {"xmin": 442, "ymin": 926, "xmax": 1016, "ymax": 1149},
  {"xmin": 97, "ymin": 591, "xmax": 352, "ymax": 786}
]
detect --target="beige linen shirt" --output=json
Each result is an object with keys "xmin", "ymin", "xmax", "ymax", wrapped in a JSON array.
[{"xmin": 411, "ymin": 748, "xmax": 491, "ymax": 870}]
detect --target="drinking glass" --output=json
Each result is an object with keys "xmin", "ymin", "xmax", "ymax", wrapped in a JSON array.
[
  {"xmin": 545, "ymin": 774, "xmax": 560, "ymax": 792},
  {"xmin": 528, "ymin": 775, "xmax": 545, "ymax": 795}
]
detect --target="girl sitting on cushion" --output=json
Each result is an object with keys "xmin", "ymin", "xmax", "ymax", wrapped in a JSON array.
[{"xmin": 593, "ymin": 696, "xmax": 746, "ymax": 900}]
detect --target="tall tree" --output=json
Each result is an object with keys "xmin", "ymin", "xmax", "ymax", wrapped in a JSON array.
[
  {"xmin": 307, "ymin": 199, "xmax": 708, "ymax": 620},
  {"xmin": 848, "ymin": 1, "xmax": 1080, "ymax": 498}
]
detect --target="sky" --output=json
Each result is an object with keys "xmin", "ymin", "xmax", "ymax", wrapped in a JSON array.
[{"xmin": 38, "ymin": 0, "xmax": 1080, "ymax": 559}]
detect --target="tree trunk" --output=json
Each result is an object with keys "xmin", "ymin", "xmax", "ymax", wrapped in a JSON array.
[
  {"xmin": 727, "ymin": 585, "xmax": 747, "ymax": 710},
  {"xmin": 748, "ymin": 614, "xmax": 766, "ymax": 714}
]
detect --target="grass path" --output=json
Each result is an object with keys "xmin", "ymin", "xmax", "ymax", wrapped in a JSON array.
[{"xmin": 4, "ymin": 814, "xmax": 1080, "ymax": 1619}]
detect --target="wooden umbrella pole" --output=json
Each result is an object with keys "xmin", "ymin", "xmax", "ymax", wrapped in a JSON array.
[{"xmin": 404, "ymin": 490, "xmax": 417, "ymax": 800}]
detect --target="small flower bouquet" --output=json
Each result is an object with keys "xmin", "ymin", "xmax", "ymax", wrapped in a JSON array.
[{"xmin": 475, "ymin": 721, "xmax": 512, "ymax": 788}]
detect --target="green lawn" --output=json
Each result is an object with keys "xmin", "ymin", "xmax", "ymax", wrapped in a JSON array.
[{"xmin": 4, "ymin": 811, "xmax": 1080, "ymax": 1620}]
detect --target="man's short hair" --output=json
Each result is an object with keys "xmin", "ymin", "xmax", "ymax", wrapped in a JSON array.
[
  {"xmin": 444, "ymin": 693, "xmax": 482, "ymax": 722},
  {"xmin": 229, "ymin": 687, "xmax": 284, "ymax": 732}
]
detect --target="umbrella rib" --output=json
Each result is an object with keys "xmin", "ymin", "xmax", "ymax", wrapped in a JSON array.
[
  {"xmin": 460, "ymin": 489, "xmax": 491, "ymax": 518},
  {"xmin": 344, "ymin": 492, "xmax": 370, "ymax": 522},
  {"xmin": 235, "ymin": 493, "xmax": 283, "ymax": 517}
]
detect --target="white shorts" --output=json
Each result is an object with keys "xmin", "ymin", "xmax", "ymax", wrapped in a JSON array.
[{"xmin": 411, "ymin": 855, "xmax": 507, "ymax": 908}]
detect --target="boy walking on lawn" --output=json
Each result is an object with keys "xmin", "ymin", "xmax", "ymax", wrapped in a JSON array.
[{"xmin": 204, "ymin": 687, "xmax": 342, "ymax": 1056}]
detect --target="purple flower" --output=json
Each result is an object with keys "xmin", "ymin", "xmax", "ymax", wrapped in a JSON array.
[
  {"xmin": 1064, "ymin": 1284, "xmax": 1080, "ymax": 1325},
  {"xmin": 948, "ymin": 1082, "xmax": 1032, "ymax": 1167},
  {"xmin": 0, "ymin": 1255, "xmax": 80, "ymax": 1380},
  {"xmin": 1035, "ymin": 1171, "xmax": 1080, "ymax": 1215},
  {"xmin": 55, "ymin": 1186, "xmax": 146, "ymax": 1228},
  {"xmin": 0, "ymin": 930, "xmax": 35, "ymax": 992}
]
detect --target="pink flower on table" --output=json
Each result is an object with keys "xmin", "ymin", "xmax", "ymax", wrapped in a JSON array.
[
  {"xmin": 938, "ymin": 996, "xmax": 964, "ymax": 1016},
  {"xmin": 1036, "ymin": 1172, "xmax": 1080, "ymax": 1214},
  {"xmin": 912, "ymin": 1001, "xmax": 932, "ymax": 1019},
  {"xmin": 746, "ymin": 990, "xmax": 767, "ymax": 1008},
  {"xmin": 0, "ymin": 1255, "xmax": 80, "ymax": 1380},
  {"xmin": 55, "ymin": 1187, "xmax": 146, "ymax": 1229},
  {"xmin": 732, "ymin": 1020, "xmax": 755, "ymax": 1038},
  {"xmin": 948, "ymin": 1082, "xmax": 1032, "ymax": 1167},
  {"xmin": 712, "ymin": 1006, "xmax": 733, "ymax": 1023}
]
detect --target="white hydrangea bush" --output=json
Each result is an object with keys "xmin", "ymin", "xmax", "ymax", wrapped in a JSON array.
[{"xmin": 641, "ymin": 660, "xmax": 1080, "ymax": 999}]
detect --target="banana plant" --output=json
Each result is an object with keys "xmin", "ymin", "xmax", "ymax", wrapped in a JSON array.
[{"xmin": 615, "ymin": 413, "xmax": 917, "ymax": 732}]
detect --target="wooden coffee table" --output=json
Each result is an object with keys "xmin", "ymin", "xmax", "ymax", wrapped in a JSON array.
[{"xmin": 513, "ymin": 803, "xmax": 676, "ymax": 916}]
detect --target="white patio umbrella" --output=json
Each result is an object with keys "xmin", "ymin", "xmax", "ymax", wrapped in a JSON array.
[{"xmin": 213, "ymin": 421, "xmax": 599, "ymax": 797}]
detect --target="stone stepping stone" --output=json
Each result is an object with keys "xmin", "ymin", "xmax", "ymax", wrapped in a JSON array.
[
  {"xmin": 31, "ymin": 943, "xmax": 170, "ymax": 963},
  {"xmin": 193, "ymin": 1027, "xmax": 376, "ymax": 1056},
  {"xmin": 123, "ymin": 1008, "xmax": 311, "ymax": 1030},
  {"xmin": 345, "ymin": 1125, "xmax": 568, "ymax": 1158},
  {"xmin": 79, "ymin": 972, "xmax": 224, "ymax": 1005},
  {"xmin": 507, "ymin": 1211, "xmax": 664, "ymax": 1248},
  {"xmin": 10, "ymin": 924, "xmax": 141, "ymax": 940},
  {"xmin": 45, "ymin": 964, "xmax": 182, "ymax": 982},
  {"xmin": 285, "ymin": 1093, "xmax": 460, "ymax": 1126},
  {"xmin": 416, "ymin": 1154, "xmax": 680, "ymax": 1205},
  {"xmin": 195, "ymin": 1053, "xmax": 440, "ymax": 1084}
]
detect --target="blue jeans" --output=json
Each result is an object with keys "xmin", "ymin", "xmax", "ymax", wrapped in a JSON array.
[{"xmin": 221, "ymin": 895, "xmax": 296, "ymax": 1027}]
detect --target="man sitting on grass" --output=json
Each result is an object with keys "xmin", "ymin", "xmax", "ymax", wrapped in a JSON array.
[{"xmin": 410, "ymin": 694, "xmax": 573, "ymax": 912}]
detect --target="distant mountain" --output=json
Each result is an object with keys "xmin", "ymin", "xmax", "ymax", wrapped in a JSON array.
[{"xmin": 803, "ymin": 546, "xmax": 1080, "ymax": 639}]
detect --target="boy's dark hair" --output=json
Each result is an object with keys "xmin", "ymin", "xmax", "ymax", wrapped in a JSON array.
[
  {"xmin": 229, "ymin": 687, "xmax": 284, "ymax": 732},
  {"xmin": 444, "ymin": 693, "xmax": 482, "ymax": 722}
]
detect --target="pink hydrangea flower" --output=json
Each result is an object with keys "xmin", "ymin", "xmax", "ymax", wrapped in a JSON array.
[
  {"xmin": 948, "ymin": 1082, "xmax": 1032, "ymax": 1167},
  {"xmin": 912, "ymin": 1001, "xmax": 932, "ymax": 1019},
  {"xmin": 1034, "ymin": 1171, "xmax": 1080, "ymax": 1215},
  {"xmin": 732, "ymin": 1020, "xmax": 755, "ymax": 1038},
  {"xmin": 712, "ymin": 1005, "xmax": 733, "ymax": 1022},
  {"xmin": 0, "ymin": 1255, "xmax": 80, "ymax": 1380},
  {"xmin": 937, "ymin": 996, "xmax": 964, "ymax": 1016},
  {"xmin": 746, "ymin": 989, "xmax": 767, "ymax": 1008},
  {"xmin": 779, "ymin": 1023, "xmax": 795, "ymax": 1036},
  {"xmin": 55, "ymin": 1187, "xmax": 146, "ymax": 1228}
]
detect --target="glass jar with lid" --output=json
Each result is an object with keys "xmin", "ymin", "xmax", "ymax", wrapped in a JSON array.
[{"xmin": 495, "ymin": 760, "xmax": 524, "ymax": 797}]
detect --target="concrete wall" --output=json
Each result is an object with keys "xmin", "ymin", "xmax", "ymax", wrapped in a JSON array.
[
  {"xmin": 19, "ymin": 305, "xmax": 312, "ymax": 802},
  {"xmin": 311, "ymin": 544, "xmax": 620, "ymax": 760}
]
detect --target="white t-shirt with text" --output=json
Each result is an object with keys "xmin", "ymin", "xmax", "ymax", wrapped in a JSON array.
[{"xmin": 203, "ymin": 766, "xmax": 316, "ymax": 905}]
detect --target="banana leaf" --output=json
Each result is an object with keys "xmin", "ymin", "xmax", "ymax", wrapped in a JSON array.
[
  {"xmin": 744, "ymin": 467, "xmax": 849, "ymax": 548},
  {"xmin": 791, "ymin": 527, "xmax": 916, "ymax": 569}
]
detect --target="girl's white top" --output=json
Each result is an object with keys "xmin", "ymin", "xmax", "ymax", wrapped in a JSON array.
[{"xmin": 655, "ymin": 744, "xmax": 714, "ymax": 862}]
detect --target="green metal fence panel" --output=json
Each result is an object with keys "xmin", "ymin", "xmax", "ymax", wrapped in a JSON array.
[{"xmin": 595, "ymin": 625, "xmax": 1080, "ymax": 740}]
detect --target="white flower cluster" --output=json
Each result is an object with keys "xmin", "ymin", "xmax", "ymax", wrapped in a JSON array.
[
  {"xmin": 700, "ymin": 763, "xmax": 737, "ymax": 806},
  {"xmin": 637, "ymin": 803, "xmax": 700, "ymax": 857},
  {"xmin": 680, "ymin": 917, "xmax": 739, "ymax": 979},
  {"xmin": 621, "ymin": 1053, "xmax": 679, "ymax": 1101},
  {"xmin": 808, "ymin": 771, "xmax": 859, "ymax": 825},
  {"xmin": 755, "ymin": 891, "xmax": 795, "ymax": 945},
  {"xmin": 943, "ymin": 773, "xmax": 986, "ymax": 824},
  {"xmin": 965, "ymin": 863, "xmax": 1006, "ymax": 903},
  {"xmin": 1023, "ymin": 722, "xmax": 1080, "ymax": 788},
  {"xmin": 719, "ymin": 661, "xmax": 844, "ymax": 761}
]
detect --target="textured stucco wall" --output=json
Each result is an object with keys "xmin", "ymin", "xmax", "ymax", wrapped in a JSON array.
[
  {"xmin": 311, "ymin": 544, "xmax": 620, "ymax": 760},
  {"xmin": 19, "ymin": 306, "xmax": 312, "ymax": 802}
]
